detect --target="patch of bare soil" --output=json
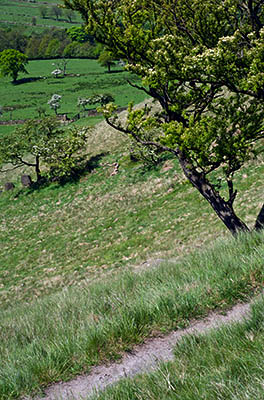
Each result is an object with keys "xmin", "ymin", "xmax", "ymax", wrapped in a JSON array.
[{"xmin": 29, "ymin": 296, "xmax": 259, "ymax": 400}]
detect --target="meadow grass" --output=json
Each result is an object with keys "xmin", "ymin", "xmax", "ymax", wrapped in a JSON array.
[
  {"xmin": 91, "ymin": 295, "xmax": 264, "ymax": 400},
  {"xmin": 0, "ymin": 231, "xmax": 264, "ymax": 399},
  {"xmin": 0, "ymin": 58, "xmax": 147, "ymax": 135}
]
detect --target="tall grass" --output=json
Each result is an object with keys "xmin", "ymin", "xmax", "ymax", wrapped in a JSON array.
[
  {"xmin": 0, "ymin": 231, "xmax": 264, "ymax": 399},
  {"xmin": 91, "ymin": 295, "xmax": 264, "ymax": 400}
]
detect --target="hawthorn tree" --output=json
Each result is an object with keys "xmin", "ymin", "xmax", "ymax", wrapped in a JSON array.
[
  {"xmin": 0, "ymin": 49, "xmax": 28, "ymax": 82},
  {"xmin": 63, "ymin": 0, "xmax": 264, "ymax": 235},
  {"xmin": 48, "ymin": 94, "xmax": 62, "ymax": 115},
  {"xmin": 0, "ymin": 117, "xmax": 88, "ymax": 181}
]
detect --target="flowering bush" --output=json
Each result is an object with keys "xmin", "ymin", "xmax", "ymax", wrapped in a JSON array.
[
  {"xmin": 48, "ymin": 94, "xmax": 62, "ymax": 115},
  {"xmin": 51, "ymin": 69, "xmax": 62, "ymax": 78}
]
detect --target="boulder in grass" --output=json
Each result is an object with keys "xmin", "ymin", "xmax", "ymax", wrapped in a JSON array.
[
  {"xmin": 4, "ymin": 182, "xmax": 15, "ymax": 191},
  {"xmin": 21, "ymin": 174, "xmax": 32, "ymax": 187}
]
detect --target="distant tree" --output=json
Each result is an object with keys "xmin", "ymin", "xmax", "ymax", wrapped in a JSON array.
[
  {"xmin": 77, "ymin": 97, "xmax": 89, "ymax": 113},
  {"xmin": 0, "ymin": 117, "xmax": 88, "ymax": 181},
  {"xmin": 0, "ymin": 28, "xmax": 27, "ymax": 53},
  {"xmin": 52, "ymin": 58, "xmax": 70, "ymax": 76},
  {"xmin": 25, "ymin": 35, "xmax": 42, "ymax": 59},
  {"xmin": 0, "ymin": 49, "xmax": 28, "ymax": 83},
  {"xmin": 98, "ymin": 50, "xmax": 115, "ymax": 73},
  {"xmin": 45, "ymin": 38, "xmax": 61, "ymax": 58},
  {"xmin": 39, "ymin": 5, "xmax": 48, "ymax": 19},
  {"xmin": 48, "ymin": 94, "xmax": 62, "ymax": 115},
  {"xmin": 63, "ymin": 41, "xmax": 81, "ymax": 58},
  {"xmin": 51, "ymin": 5, "xmax": 62, "ymax": 21},
  {"xmin": 64, "ymin": 8, "xmax": 75, "ymax": 22},
  {"xmin": 87, "ymin": 93, "xmax": 114, "ymax": 106}
]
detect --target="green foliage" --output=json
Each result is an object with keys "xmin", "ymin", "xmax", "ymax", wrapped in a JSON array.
[
  {"xmin": 0, "ymin": 117, "xmax": 88, "ymax": 180},
  {"xmin": 66, "ymin": 26, "xmax": 91, "ymax": 43},
  {"xmin": 63, "ymin": 0, "xmax": 264, "ymax": 234},
  {"xmin": 98, "ymin": 49, "xmax": 116, "ymax": 72},
  {"xmin": 0, "ymin": 49, "xmax": 28, "ymax": 82}
]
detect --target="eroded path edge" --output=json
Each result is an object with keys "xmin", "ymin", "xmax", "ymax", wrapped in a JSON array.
[{"xmin": 35, "ymin": 298, "xmax": 256, "ymax": 400}]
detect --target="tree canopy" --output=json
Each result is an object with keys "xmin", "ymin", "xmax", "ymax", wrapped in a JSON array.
[
  {"xmin": 0, "ymin": 49, "xmax": 28, "ymax": 82},
  {"xmin": 0, "ymin": 117, "xmax": 88, "ymax": 181},
  {"xmin": 63, "ymin": 0, "xmax": 264, "ymax": 235}
]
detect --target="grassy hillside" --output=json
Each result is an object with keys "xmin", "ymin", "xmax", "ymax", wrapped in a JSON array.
[
  {"xmin": 1, "ymin": 113, "xmax": 264, "ymax": 310},
  {"xmin": 1, "ymin": 229, "xmax": 264, "ymax": 399},
  {"xmin": 0, "ymin": 99, "xmax": 264, "ymax": 398},
  {"xmin": 0, "ymin": 0, "xmax": 82, "ymax": 32}
]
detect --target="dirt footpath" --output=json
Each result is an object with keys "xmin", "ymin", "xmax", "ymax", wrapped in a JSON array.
[{"xmin": 32, "ymin": 298, "xmax": 256, "ymax": 400}]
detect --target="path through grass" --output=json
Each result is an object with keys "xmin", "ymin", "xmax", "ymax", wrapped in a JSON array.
[
  {"xmin": 91, "ymin": 294, "xmax": 264, "ymax": 400},
  {"xmin": 0, "ymin": 231, "xmax": 264, "ymax": 399}
]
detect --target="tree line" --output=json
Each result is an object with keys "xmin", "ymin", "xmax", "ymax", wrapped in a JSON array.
[{"xmin": 0, "ymin": 26, "xmax": 101, "ymax": 60}]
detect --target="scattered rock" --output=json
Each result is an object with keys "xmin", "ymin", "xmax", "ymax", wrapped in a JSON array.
[
  {"xmin": 4, "ymin": 182, "xmax": 15, "ymax": 191},
  {"xmin": 111, "ymin": 162, "xmax": 119, "ymax": 176},
  {"xmin": 21, "ymin": 175, "xmax": 32, "ymax": 187}
]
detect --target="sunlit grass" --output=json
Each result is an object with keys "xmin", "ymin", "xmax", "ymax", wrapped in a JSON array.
[
  {"xmin": 0, "ymin": 231, "xmax": 264, "ymax": 399},
  {"xmin": 91, "ymin": 295, "xmax": 264, "ymax": 400}
]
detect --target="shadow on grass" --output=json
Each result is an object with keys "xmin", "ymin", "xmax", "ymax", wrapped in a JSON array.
[
  {"xmin": 14, "ymin": 152, "xmax": 108, "ymax": 197},
  {"xmin": 13, "ymin": 77, "xmax": 43, "ymax": 85},
  {"xmin": 58, "ymin": 152, "xmax": 108, "ymax": 186}
]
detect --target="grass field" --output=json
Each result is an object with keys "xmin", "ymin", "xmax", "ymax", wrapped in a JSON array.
[
  {"xmin": 0, "ymin": 58, "xmax": 148, "ymax": 135},
  {"xmin": 0, "ymin": 0, "xmax": 82, "ymax": 32}
]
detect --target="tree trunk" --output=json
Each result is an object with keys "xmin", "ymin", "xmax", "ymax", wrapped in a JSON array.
[
  {"xmin": 35, "ymin": 155, "xmax": 42, "ymax": 182},
  {"xmin": 255, "ymin": 204, "xmax": 264, "ymax": 231},
  {"xmin": 178, "ymin": 153, "xmax": 249, "ymax": 235}
]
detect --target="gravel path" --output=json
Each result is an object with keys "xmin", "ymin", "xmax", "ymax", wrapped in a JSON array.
[{"xmin": 34, "ymin": 297, "xmax": 257, "ymax": 400}]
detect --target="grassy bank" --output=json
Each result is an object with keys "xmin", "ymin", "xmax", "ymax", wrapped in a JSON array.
[{"xmin": 0, "ymin": 231, "xmax": 264, "ymax": 399}]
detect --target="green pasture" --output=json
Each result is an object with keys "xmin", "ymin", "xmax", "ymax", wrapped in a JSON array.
[
  {"xmin": 0, "ymin": 0, "xmax": 82, "ymax": 31},
  {"xmin": 0, "ymin": 58, "xmax": 147, "ymax": 135}
]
